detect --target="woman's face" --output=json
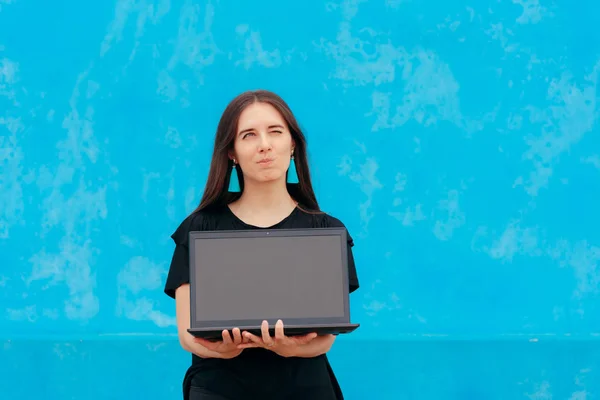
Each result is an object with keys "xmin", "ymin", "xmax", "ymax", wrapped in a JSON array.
[{"xmin": 231, "ymin": 102, "xmax": 295, "ymax": 185}]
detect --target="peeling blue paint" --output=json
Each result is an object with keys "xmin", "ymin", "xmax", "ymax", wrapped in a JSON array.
[{"xmin": 1, "ymin": 0, "xmax": 599, "ymax": 398}]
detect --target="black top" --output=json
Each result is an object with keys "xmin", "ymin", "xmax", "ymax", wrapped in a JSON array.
[{"xmin": 164, "ymin": 204, "xmax": 360, "ymax": 400}]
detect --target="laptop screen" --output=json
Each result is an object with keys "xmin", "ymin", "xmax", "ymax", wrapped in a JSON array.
[{"xmin": 190, "ymin": 230, "xmax": 347, "ymax": 324}]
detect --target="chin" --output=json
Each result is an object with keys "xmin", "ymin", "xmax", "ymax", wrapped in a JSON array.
[{"xmin": 249, "ymin": 170, "xmax": 286, "ymax": 183}]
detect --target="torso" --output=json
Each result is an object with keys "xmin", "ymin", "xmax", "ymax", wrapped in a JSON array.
[{"xmin": 170, "ymin": 203, "xmax": 357, "ymax": 399}]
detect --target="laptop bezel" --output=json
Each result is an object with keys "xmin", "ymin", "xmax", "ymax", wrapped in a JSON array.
[{"xmin": 188, "ymin": 227, "xmax": 351, "ymax": 330}]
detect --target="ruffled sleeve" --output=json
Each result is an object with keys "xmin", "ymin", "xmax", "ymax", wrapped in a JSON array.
[
  {"xmin": 322, "ymin": 215, "xmax": 360, "ymax": 294},
  {"xmin": 164, "ymin": 212, "xmax": 205, "ymax": 299}
]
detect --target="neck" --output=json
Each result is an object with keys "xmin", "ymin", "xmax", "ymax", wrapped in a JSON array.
[{"xmin": 236, "ymin": 178, "xmax": 296, "ymax": 212}]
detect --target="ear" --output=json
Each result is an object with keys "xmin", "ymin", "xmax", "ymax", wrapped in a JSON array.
[{"xmin": 227, "ymin": 150, "xmax": 236, "ymax": 163}]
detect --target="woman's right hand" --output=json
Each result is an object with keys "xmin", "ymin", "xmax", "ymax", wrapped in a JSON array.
[{"xmin": 192, "ymin": 328, "xmax": 246, "ymax": 359}]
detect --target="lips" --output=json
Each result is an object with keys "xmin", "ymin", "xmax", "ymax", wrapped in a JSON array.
[{"xmin": 257, "ymin": 158, "xmax": 275, "ymax": 164}]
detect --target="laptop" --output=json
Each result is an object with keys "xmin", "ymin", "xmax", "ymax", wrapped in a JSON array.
[{"xmin": 187, "ymin": 227, "xmax": 360, "ymax": 339}]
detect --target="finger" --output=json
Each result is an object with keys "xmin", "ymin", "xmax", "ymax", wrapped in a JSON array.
[
  {"xmin": 242, "ymin": 333, "xmax": 252, "ymax": 344},
  {"xmin": 295, "ymin": 332, "xmax": 318, "ymax": 345},
  {"xmin": 274, "ymin": 319, "xmax": 285, "ymax": 342},
  {"xmin": 307, "ymin": 332, "xmax": 318, "ymax": 341},
  {"xmin": 243, "ymin": 331, "xmax": 263, "ymax": 345},
  {"xmin": 221, "ymin": 330, "xmax": 233, "ymax": 345},
  {"xmin": 231, "ymin": 328, "xmax": 242, "ymax": 345},
  {"xmin": 261, "ymin": 320, "xmax": 274, "ymax": 346},
  {"xmin": 237, "ymin": 342, "xmax": 260, "ymax": 349}
]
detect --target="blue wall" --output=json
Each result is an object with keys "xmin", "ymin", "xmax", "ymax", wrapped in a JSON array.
[{"xmin": 2, "ymin": 0, "xmax": 600, "ymax": 398}]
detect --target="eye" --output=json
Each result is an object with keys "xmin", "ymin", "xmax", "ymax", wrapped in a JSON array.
[{"xmin": 242, "ymin": 132, "xmax": 255, "ymax": 139}]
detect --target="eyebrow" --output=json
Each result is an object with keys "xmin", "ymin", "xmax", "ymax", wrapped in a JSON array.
[{"xmin": 238, "ymin": 124, "xmax": 285, "ymax": 136}]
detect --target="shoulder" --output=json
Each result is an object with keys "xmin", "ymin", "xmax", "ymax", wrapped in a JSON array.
[
  {"xmin": 298, "ymin": 208, "xmax": 355, "ymax": 246},
  {"xmin": 170, "ymin": 206, "xmax": 224, "ymax": 246}
]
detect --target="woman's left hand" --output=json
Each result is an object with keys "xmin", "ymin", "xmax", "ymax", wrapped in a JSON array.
[{"xmin": 238, "ymin": 319, "xmax": 318, "ymax": 357}]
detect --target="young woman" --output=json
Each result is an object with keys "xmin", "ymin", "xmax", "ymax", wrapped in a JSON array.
[{"xmin": 164, "ymin": 90, "xmax": 360, "ymax": 400}]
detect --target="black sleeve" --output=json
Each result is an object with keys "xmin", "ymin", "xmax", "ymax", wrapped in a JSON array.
[
  {"xmin": 164, "ymin": 212, "xmax": 203, "ymax": 299},
  {"xmin": 346, "ymin": 234, "xmax": 360, "ymax": 294},
  {"xmin": 325, "ymin": 215, "xmax": 360, "ymax": 294}
]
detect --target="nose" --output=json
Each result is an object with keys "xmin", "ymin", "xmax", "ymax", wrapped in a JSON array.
[{"xmin": 257, "ymin": 132, "xmax": 272, "ymax": 153}]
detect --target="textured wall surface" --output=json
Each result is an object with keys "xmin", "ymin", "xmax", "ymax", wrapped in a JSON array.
[{"xmin": 2, "ymin": 0, "xmax": 600, "ymax": 399}]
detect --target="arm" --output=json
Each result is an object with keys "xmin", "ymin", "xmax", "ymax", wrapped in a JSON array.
[{"xmin": 175, "ymin": 284, "xmax": 241, "ymax": 359}]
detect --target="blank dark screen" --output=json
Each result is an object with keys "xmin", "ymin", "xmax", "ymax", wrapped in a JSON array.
[{"xmin": 192, "ymin": 234, "xmax": 345, "ymax": 322}]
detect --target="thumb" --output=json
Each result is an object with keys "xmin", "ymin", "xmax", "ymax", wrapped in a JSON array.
[{"xmin": 298, "ymin": 332, "xmax": 318, "ymax": 344}]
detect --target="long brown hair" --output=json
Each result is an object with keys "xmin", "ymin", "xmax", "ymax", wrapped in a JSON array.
[{"xmin": 193, "ymin": 90, "xmax": 320, "ymax": 213}]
